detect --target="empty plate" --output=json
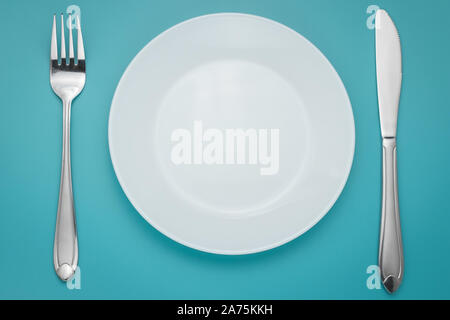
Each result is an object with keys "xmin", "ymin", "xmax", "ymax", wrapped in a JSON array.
[{"xmin": 109, "ymin": 13, "xmax": 354, "ymax": 254}]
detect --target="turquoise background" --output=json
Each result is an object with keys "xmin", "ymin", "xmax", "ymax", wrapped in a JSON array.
[{"xmin": 1, "ymin": 0, "xmax": 449, "ymax": 299}]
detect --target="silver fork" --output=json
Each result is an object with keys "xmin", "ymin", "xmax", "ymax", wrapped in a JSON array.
[{"xmin": 50, "ymin": 13, "xmax": 85, "ymax": 281}]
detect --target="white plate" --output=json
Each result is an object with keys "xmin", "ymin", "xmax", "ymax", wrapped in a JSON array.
[{"xmin": 109, "ymin": 13, "xmax": 354, "ymax": 254}]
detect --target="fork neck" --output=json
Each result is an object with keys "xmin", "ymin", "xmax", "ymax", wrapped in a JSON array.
[
  {"xmin": 62, "ymin": 99, "xmax": 72, "ymax": 115},
  {"xmin": 62, "ymin": 99, "xmax": 72, "ymax": 150},
  {"xmin": 63, "ymin": 98, "xmax": 72, "ymax": 109}
]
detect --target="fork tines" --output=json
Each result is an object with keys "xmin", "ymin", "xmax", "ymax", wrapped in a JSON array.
[{"xmin": 51, "ymin": 14, "xmax": 85, "ymax": 67}]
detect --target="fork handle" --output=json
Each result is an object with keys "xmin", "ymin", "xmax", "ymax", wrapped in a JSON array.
[
  {"xmin": 379, "ymin": 137, "xmax": 403, "ymax": 293},
  {"xmin": 54, "ymin": 99, "xmax": 78, "ymax": 281}
]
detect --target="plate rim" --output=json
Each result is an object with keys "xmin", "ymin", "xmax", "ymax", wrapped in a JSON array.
[{"xmin": 108, "ymin": 12, "xmax": 355, "ymax": 255}]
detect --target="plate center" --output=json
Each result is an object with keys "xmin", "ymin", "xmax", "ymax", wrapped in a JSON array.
[{"xmin": 154, "ymin": 59, "xmax": 310, "ymax": 215}]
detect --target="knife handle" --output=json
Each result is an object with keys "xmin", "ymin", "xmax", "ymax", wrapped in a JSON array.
[{"xmin": 379, "ymin": 137, "xmax": 403, "ymax": 293}]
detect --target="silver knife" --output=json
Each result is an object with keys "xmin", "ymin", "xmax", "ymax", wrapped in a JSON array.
[{"xmin": 375, "ymin": 9, "xmax": 403, "ymax": 293}]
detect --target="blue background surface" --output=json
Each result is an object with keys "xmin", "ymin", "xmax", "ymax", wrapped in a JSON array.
[{"xmin": 1, "ymin": 0, "xmax": 449, "ymax": 299}]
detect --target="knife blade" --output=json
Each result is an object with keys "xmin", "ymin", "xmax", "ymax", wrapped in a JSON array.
[
  {"xmin": 375, "ymin": 9, "xmax": 403, "ymax": 294},
  {"xmin": 376, "ymin": 9, "xmax": 402, "ymax": 138}
]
